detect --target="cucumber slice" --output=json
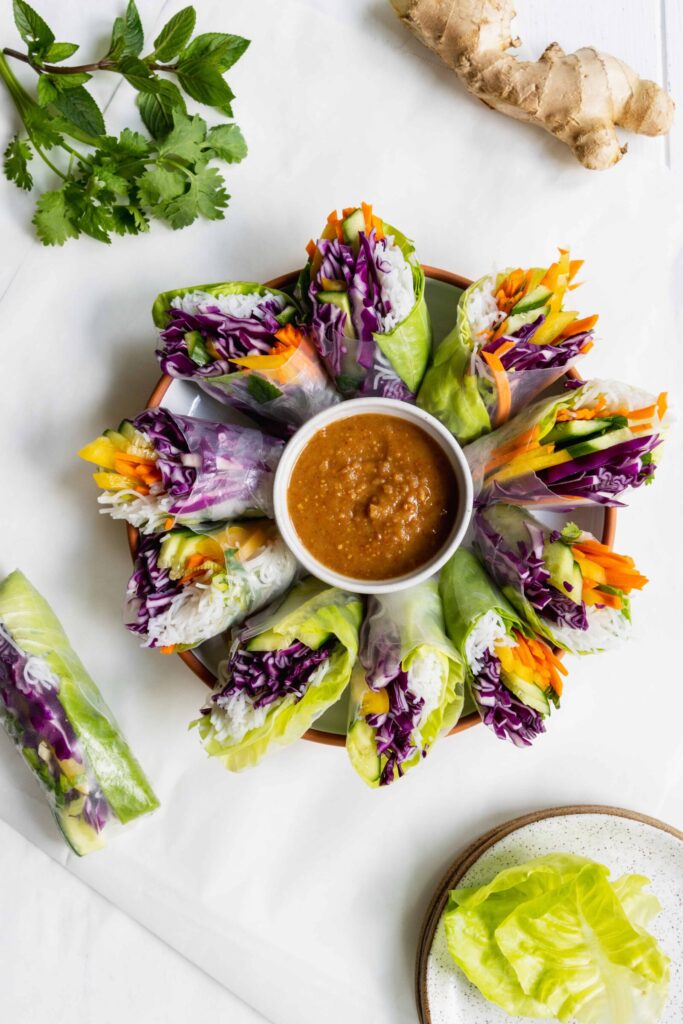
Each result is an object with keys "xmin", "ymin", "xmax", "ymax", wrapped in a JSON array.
[
  {"xmin": 341, "ymin": 209, "xmax": 366, "ymax": 246},
  {"xmin": 511, "ymin": 285, "xmax": 553, "ymax": 315},
  {"xmin": 118, "ymin": 420, "xmax": 148, "ymax": 446},
  {"xmin": 565, "ymin": 426, "xmax": 632, "ymax": 460},
  {"xmin": 318, "ymin": 291, "xmax": 355, "ymax": 338},
  {"xmin": 544, "ymin": 418, "xmax": 613, "ymax": 446},
  {"xmin": 103, "ymin": 429, "xmax": 129, "ymax": 451},
  {"xmin": 504, "ymin": 307, "xmax": 548, "ymax": 336},
  {"xmin": 543, "ymin": 540, "xmax": 583, "ymax": 605},
  {"xmin": 503, "ymin": 672, "xmax": 550, "ymax": 715}
]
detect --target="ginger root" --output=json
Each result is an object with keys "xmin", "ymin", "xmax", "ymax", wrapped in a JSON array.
[{"xmin": 390, "ymin": 0, "xmax": 674, "ymax": 169}]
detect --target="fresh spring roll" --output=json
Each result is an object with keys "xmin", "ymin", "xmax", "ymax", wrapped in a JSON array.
[
  {"xmin": 127, "ymin": 521, "xmax": 298, "ymax": 652},
  {"xmin": 465, "ymin": 379, "xmax": 668, "ymax": 509},
  {"xmin": 418, "ymin": 250, "xmax": 597, "ymax": 443},
  {"xmin": 196, "ymin": 578, "xmax": 362, "ymax": 770},
  {"xmin": 153, "ymin": 281, "xmax": 339, "ymax": 431},
  {"xmin": 79, "ymin": 408, "xmax": 282, "ymax": 534},
  {"xmin": 346, "ymin": 581, "xmax": 465, "ymax": 787},
  {"xmin": 474, "ymin": 504, "xmax": 648, "ymax": 654},
  {"xmin": 302, "ymin": 203, "xmax": 432, "ymax": 399},
  {"xmin": 440, "ymin": 550, "xmax": 567, "ymax": 747},
  {"xmin": 0, "ymin": 571, "xmax": 158, "ymax": 855}
]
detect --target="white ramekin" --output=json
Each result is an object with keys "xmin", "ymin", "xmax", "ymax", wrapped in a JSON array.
[{"xmin": 273, "ymin": 398, "xmax": 473, "ymax": 595}]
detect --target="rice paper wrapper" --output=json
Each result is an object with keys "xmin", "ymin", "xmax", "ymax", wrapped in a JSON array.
[
  {"xmin": 0, "ymin": 571, "xmax": 158, "ymax": 855},
  {"xmin": 308, "ymin": 224, "xmax": 432, "ymax": 399},
  {"xmin": 464, "ymin": 379, "xmax": 665, "ymax": 510},
  {"xmin": 154, "ymin": 281, "xmax": 339, "ymax": 433},
  {"xmin": 127, "ymin": 522, "xmax": 299, "ymax": 651},
  {"xmin": 346, "ymin": 581, "xmax": 465, "ymax": 787},
  {"xmin": 439, "ymin": 549, "xmax": 522, "ymax": 656},
  {"xmin": 196, "ymin": 578, "xmax": 362, "ymax": 771},
  {"xmin": 133, "ymin": 409, "xmax": 283, "ymax": 531},
  {"xmin": 418, "ymin": 277, "xmax": 587, "ymax": 445}
]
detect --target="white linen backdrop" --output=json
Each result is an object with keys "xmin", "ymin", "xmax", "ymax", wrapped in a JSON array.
[{"xmin": 0, "ymin": 2, "xmax": 681, "ymax": 1022}]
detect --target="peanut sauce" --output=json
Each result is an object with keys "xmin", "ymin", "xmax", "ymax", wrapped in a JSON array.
[{"xmin": 288, "ymin": 414, "xmax": 457, "ymax": 580}]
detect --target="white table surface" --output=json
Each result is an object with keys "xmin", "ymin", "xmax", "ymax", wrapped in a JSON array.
[{"xmin": 0, "ymin": 2, "xmax": 682, "ymax": 1023}]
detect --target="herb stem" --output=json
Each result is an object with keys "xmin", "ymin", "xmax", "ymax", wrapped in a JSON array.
[{"xmin": 2, "ymin": 46, "xmax": 177, "ymax": 75}]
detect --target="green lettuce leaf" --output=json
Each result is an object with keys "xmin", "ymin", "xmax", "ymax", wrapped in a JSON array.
[
  {"xmin": 417, "ymin": 278, "xmax": 492, "ymax": 443},
  {"xmin": 373, "ymin": 222, "xmax": 432, "ymax": 393},
  {"xmin": 439, "ymin": 548, "xmax": 523, "ymax": 654},
  {"xmin": 151, "ymin": 279, "xmax": 296, "ymax": 328},
  {"xmin": 445, "ymin": 853, "xmax": 669, "ymax": 1024},
  {"xmin": 346, "ymin": 580, "xmax": 465, "ymax": 787},
  {"xmin": 196, "ymin": 579, "xmax": 362, "ymax": 770},
  {"xmin": 0, "ymin": 571, "xmax": 158, "ymax": 828}
]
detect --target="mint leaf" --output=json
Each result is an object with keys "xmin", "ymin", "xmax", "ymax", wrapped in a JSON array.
[
  {"xmin": 138, "ymin": 79, "xmax": 186, "ymax": 139},
  {"xmin": 13, "ymin": 0, "xmax": 54, "ymax": 54},
  {"xmin": 36, "ymin": 74, "xmax": 58, "ymax": 106},
  {"xmin": 52, "ymin": 72, "xmax": 92, "ymax": 89},
  {"xmin": 116, "ymin": 55, "xmax": 161, "ymax": 94},
  {"xmin": 206, "ymin": 123, "xmax": 246, "ymax": 163},
  {"xmin": 156, "ymin": 110, "xmax": 206, "ymax": 161},
  {"xmin": 246, "ymin": 374, "xmax": 282, "ymax": 404},
  {"xmin": 33, "ymin": 189, "xmax": 79, "ymax": 245},
  {"xmin": 180, "ymin": 32, "xmax": 249, "ymax": 71},
  {"xmin": 153, "ymin": 6, "xmax": 196, "ymax": 62},
  {"xmin": 3, "ymin": 137, "xmax": 33, "ymax": 190},
  {"xmin": 177, "ymin": 59, "xmax": 235, "ymax": 111},
  {"xmin": 195, "ymin": 164, "xmax": 228, "ymax": 219},
  {"xmin": 137, "ymin": 165, "xmax": 186, "ymax": 207},
  {"xmin": 52, "ymin": 86, "xmax": 105, "ymax": 136},
  {"xmin": 43, "ymin": 41, "xmax": 79, "ymax": 62},
  {"xmin": 109, "ymin": 0, "xmax": 143, "ymax": 58}
]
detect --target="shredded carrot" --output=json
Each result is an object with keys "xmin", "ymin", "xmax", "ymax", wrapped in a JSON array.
[
  {"xmin": 305, "ymin": 239, "xmax": 316, "ymax": 260},
  {"xmin": 627, "ymin": 405, "xmax": 656, "ymax": 420},
  {"xmin": 371, "ymin": 214, "xmax": 385, "ymax": 241},
  {"xmin": 657, "ymin": 392, "xmax": 668, "ymax": 419},
  {"xmin": 556, "ymin": 395, "xmax": 607, "ymax": 422},
  {"xmin": 160, "ymin": 645, "xmax": 176, "ymax": 654},
  {"xmin": 342, "ymin": 207, "xmax": 355, "ymax": 217},
  {"xmin": 481, "ymin": 350, "xmax": 512, "ymax": 426},
  {"xmin": 580, "ymin": 341, "xmax": 593, "ymax": 354},
  {"xmin": 361, "ymin": 201, "xmax": 373, "ymax": 236},
  {"xmin": 568, "ymin": 259, "xmax": 583, "ymax": 280},
  {"xmin": 572, "ymin": 539, "xmax": 648, "ymax": 594},
  {"xmin": 164, "ymin": 518, "xmax": 174, "ymax": 530},
  {"xmin": 558, "ymin": 314, "xmax": 598, "ymax": 340},
  {"xmin": 274, "ymin": 323, "xmax": 302, "ymax": 351}
]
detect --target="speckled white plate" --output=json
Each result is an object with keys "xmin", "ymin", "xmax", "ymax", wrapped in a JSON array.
[{"xmin": 418, "ymin": 806, "xmax": 683, "ymax": 1024}]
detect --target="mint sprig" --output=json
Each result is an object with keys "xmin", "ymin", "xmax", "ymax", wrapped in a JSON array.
[{"xmin": 0, "ymin": 0, "xmax": 249, "ymax": 244}]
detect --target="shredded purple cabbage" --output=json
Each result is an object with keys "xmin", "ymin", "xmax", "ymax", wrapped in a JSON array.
[
  {"xmin": 474, "ymin": 512, "xmax": 588, "ymax": 630},
  {"xmin": 157, "ymin": 295, "xmax": 287, "ymax": 379},
  {"xmin": 132, "ymin": 408, "xmax": 282, "ymax": 519},
  {"xmin": 207, "ymin": 640, "xmax": 333, "ymax": 712},
  {"xmin": 482, "ymin": 327, "xmax": 591, "ymax": 373},
  {"xmin": 0, "ymin": 627, "xmax": 110, "ymax": 832},
  {"xmin": 309, "ymin": 228, "xmax": 414, "ymax": 399},
  {"xmin": 366, "ymin": 670, "xmax": 425, "ymax": 786},
  {"xmin": 472, "ymin": 649, "xmax": 546, "ymax": 747},
  {"xmin": 541, "ymin": 433, "xmax": 660, "ymax": 501},
  {"xmin": 126, "ymin": 535, "xmax": 181, "ymax": 646}
]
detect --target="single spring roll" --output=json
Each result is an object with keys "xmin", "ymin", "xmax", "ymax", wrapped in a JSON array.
[
  {"xmin": 196, "ymin": 578, "xmax": 362, "ymax": 770},
  {"xmin": 153, "ymin": 281, "xmax": 339, "ymax": 431},
  {"xmin": 418, "ymin": 250, "xmax": 597, "ymax": 443},
  {"xmin": 302, "ymin": 203, "xmax": 432, "ymax": 399},
  {"xmin": 346, "ymin": 581, "xmax": 465, "ymax": 787},
  {"xmin": 0, "ymin": 571, "xmax": 158, "ymax": 855},
  {"xmin": 440, "ymin": 550, "xmax": 567, "ymax": 747},
  {"xmin": 465, "ymin": 379, "xmax": 667, "ymax": 509},
  {"xmin": 127, "ymin": 521, "xmax": 298, "ymax": 651},
  {"xmin": 79, "ymin": 408, "xmax": 282, "ymax": 534},
  {"xmin": 474, "ymin": 504, "xmax": 648, "ymax": 654}
]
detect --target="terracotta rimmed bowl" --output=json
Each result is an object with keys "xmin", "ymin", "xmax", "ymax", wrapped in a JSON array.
[{"xmin": 128, "ymin": 266, "xmax": 617, "ymax": 747}]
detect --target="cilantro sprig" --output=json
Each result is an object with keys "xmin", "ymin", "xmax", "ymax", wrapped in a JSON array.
[{"xmin": 0, "ymin": 0, "xmax": 249, "ymax": 244}]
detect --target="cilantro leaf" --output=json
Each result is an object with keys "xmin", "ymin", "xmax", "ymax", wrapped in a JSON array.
[
  {"xmin": 180, "ymin": 32, "xmax": 249, "ymax": 71},
  {"xmin": 195, "ymin": 164, "xmax": 229, "ymax": 219},
  {"xmin": 32, "ymin": 188, "xmax": 79, "ymax": 245},
  {"xmin": 43, "ymin": 41, "xmax": 79, "ymax": 62},
  {"xmin": 12, "ymin": 0, "xmax": 54, "ymax": 55},
  {"xmin": 137, "ymin": 165, "xmax": 186, "ymax": 207},
  {"xmin": 52, "ymin": 85, "xmax": 105, "ymax": 136},
  {"xmin": 138, "ymin": 79, "xmax": 186, "ymax": 139},
  {"xmin": 153, "ymin": 6, "xmax": 196, "ymax": 62},
  {"xmin": 156, "ymin": 110, "xmax": 207, "ymax": 161},
  {"xmin": 110, "ymin": 202, "xmax": 149, "ymax": 236},
  {"xmin": 23, "ymin": 105, "xmax": 65, "ymax": 148},
  {"xmin": 206, "ymin": 123, "xmax": 247, "ymax": 164},
  {"xmin": 3, "ymin": 137, "xmax": 33, "ymax": 190}
]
